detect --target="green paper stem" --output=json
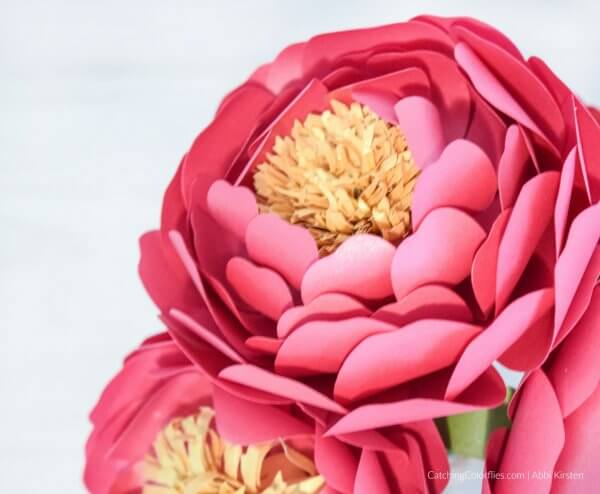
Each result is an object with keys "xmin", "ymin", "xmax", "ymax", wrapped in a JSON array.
[{"xmin": 436, "ymin": 387, "xmax": 514, "ymax": 459}]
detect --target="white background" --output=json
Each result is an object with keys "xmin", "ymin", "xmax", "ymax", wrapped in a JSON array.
[{"xmin": 1, "ymin": 1, "xmax": 599, "ymax": 492}]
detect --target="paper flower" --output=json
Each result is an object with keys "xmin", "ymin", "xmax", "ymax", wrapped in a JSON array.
[
  {"xmin": 88, "ymin": 14, "xmax": 600, "ymax": 494},
  {"xmin": 483, "ymin": 288, "xmax": 600, "ymax": 494},
  {"xmin": 85, "ymin": 334, "xmax": 446, "ymax": 493}
]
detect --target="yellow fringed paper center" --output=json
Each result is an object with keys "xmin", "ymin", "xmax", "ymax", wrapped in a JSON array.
[
  {"xmin": 142, "ymin": 407, "xmax": 324, "ymax": 494},
  {"xmin": 253, "ymin": 100, "xmax": 419, "ymax": 255}
]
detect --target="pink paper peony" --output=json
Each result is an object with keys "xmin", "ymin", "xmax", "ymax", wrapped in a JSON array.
[{"xmin": 87, "ymin": 14, "xmax": 600, "ymax": 494}]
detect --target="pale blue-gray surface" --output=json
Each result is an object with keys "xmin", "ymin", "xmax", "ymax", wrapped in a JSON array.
[{"xmin": 1, "ymin": 1, "xmax": 598, "ymax": 492}]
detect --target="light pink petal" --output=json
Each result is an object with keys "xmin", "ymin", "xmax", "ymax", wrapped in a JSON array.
[
  {"xmin": 245, "ymin": 213, "xmax": 318, "ymax": 289},
  {"xmin": 373, "ymin": 284, "xmax": 472, "ymax": 325},
  {"xmin": 392, "ymin": 207, "xmax": 485, "ymax": 301},
  {"xmin": 275, "ymin": 317, "xmax": 398, "ymax": 377},
  {"xmin": 301, "ymin": 234, "xmax": 395, "ymax": 304},
  {"xmin": 206, "ymin": 180, "xmax": 258, "ymax": 240},
  {"xmin": 554, "ymin": 203, "xmax": 600, "ymax": 337},
  {"xmin": 552, "ymin": 382, "xmax": 600, "ymax": 494},
  {"xmin": 334, "ymin": 319, "xmax": 481, "ymax": 403},
  {"xmin": 548, "ymin": 289, "xmax": 600, "ymax": 417},
  {"xmin": 495, "ymin": 172, "xmax": 560, "ymax": 313},
  {"xmin": 219, "ymin": 364, "xmax": 346, "ymax": 415},
  {"xmin": 497, "ymin": 125, "xmax": 532, "ymax": 209},
  {"xmin": 263, "ymin": 42, "xmax": 305, "ymax": 93},
  {"xmin": 394, "ymin": 96, "xmax": 445, "ymax": 169},
  {"xmin": 354, "ymin": 450, "xmax": 391, "ymax": 494},
  {"xmin": 454, "ymin": 43, "xmax": 559, "ymax": 157},
  {"xmin": 277, "ymin": 293, "xmax": 370, "ymax": 339},
  {"xmin": 471, "ymin": 209, "xmax": 511, "ymax": 316},
  {"xmin": 554, "ymin": 147, "xmax": 577, "ymax": 257},
  {"xmin": 574, "ymin": 96, "xmax": 600, "ymax": 203},
  {"xmin": 445, "ymin": 288, "xmax": 553, "ymax": 400},
  {"xmin": 411, "ymin": 139, "xmax": 496, "ymax": 227},
  {"xmin": 314, "ymin": 428, "xmax": 358, "ymax": 494},
  {"xmin": 213, "ymin": 386, "xmax": 311, "ymax": 445},
  {"xmin": 226, "ymin": 257, "xmax": 293, "ymax": 320},
  {"xmin": 494, "ymin": 372, "xmax": 564, "ymax": 494}
]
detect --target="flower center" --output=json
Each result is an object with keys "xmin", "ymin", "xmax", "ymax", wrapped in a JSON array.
[
  {"xmin": 254, "ymin": 100, "xmax": 419, "ymax": 255},
  {"xmin": 142, "ymin": 407, "xmax": 324, "ymax": 493}
]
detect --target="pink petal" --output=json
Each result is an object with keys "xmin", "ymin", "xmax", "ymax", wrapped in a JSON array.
[
  {"xmin": 495, "ymin": 172, "xmax": 560, "ymax": 313},
  {"xmin": 574, "ymin": 96, "xmax": 600, "ymax": 203},
  {"xmin": 394, "ymin": 96, "xmax": 445, "ymax": 169},
  {"xmin": 219, "ymin": 364, "xmax": 346, "ymax": 415},
  {"xmin": 245, "ymin": 213, "xmax": 318, "ymax": 289},
  {"xmin": 494, "ymin": 372, "xmax": 564, "ymax": 494},
  {"xmin": 354, "ymin": 450, "xmax": 391, "ymax": 494},
  {"xmin": 275, "ymin": 317, "xmax": 399, "ymax": 377},
  {"xmin": 373, "ymin": 284, "xmax": 472, "ymax": 325},
  {"xmin": 226, "ymin": 257, "xmax": 293, "ymax": 320},
  {"xmin": 206, "ymin": 180, "xmax": 258, "ymax": 240},
  {"xmin": 554, "ymin": 203, "xmax": 600, "ymax": 337},
  {"xmin": 301, "ymin": 234, "xmax": 395, "ymax": 304},
  {"xmin": 497, "ymin": 125, "xmax": 532, "ymax": 210},
  {"xmin": 554, "ymin": 147, "xmax": 577, "ymax": 256},
  {"xmin": 466, "ymin": 87, "xmax": 507, "ymax": 166},
  {"xmin": 392, "ymin": 207, "xmax": 485, "ymax": 301},
  {"xmin": 548, "ymin": 289, "xmax": 600, "ymax": 417},
  {"xmin": 411, "ymin": 139, "xmax": 496, "ymax": 228},
  {"xmin": 277, "ymin": 293, "xmax": 370, "ymax": 339},
  {"xmin": 445, "ymin": 289, "xmax": 553, "ymax": 400},
  {"xmin": 334, "ymin": 320, "xmax": 481, "ymax": 403},
  {"xmin": 552, "ymin": 383, "xmax": 600, "ymax": 494},
  {"xmin": 245, "ymin": 336, "xmax": 282, "ymax": 355},
  {"xmin": 213, "ymin": 386, "xmax": 311, "ymax": 445},
  {"xmin": 471, "ymin": 209, "xmax": 511, "ymax": 316},
  {"xmin": 314, "ymin": 428, "xmax": 358, "ymax": 494},
  {"xmin": 454, "ymin": 43, "xmax": 559, "ymax": 157}
]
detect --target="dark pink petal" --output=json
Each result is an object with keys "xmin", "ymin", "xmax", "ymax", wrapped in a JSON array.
[
  {"xmin": 206, "ymin": 180, "xmax": 258, "ymax": 240},
  {"xmin": 548, "ymin": 289, "xmax": 600, "ymax": 417},
  {"xmin": 182, "ymin": 83, "xmax": 273, "ymax": 205},
  {"xmin": 454, "ymin": 27, "xmax": 564, "ymax": 145},
  {"xmin": 373, "ymin": 284, "xmax": 472, "ymax": 325},
  {"xmin": 219, "ymin": 364, "xmax": 346, "ymax": 415},
  {"xmin": 354, "ymin": 450, "xmax": 391, "ymax": 494},
  {"xmin": 301, "ymin": 234, "xmax": 395, "ymax": 304},
  {"xmin": 494, "ymin": 372, "xmax": 564, "ymax": 494},
  {"xmin": 245, "ymin": 213, "xmax": 318, "ymax": 289},
  {"xmin": 275, "ymin": 317, "xmax": 398, "ymax": 377},
  {"xmin": 411, "ymin": 139, "xmax": 496, "ymax": 227},
  {"xmin": 334, "ymin": 320, "xmax": 481, "ymax": 403},
  {"xmin": 554, "ymin": 203, "xmax": 600, "ymax": 338},
  {"xmin": 574, "ymin": 97, "xmax": 600, "ymax": 203},
  {"xmin": 482, "ymin": 428, "xmax": 509, "ymax": 494},
  {"xmin": 315, "ymin": 428, "xmax": 358, "ymax": 494},
  {"xmin": 394, "ymin": 96, "xmax": 445, "ymax": 169},
  {"xmin": 262, "ymin": 42, "xmax": 305, "ymax": 93},
  {"xmin": 471, "ymin": 209, "xmax": 510, "ymax": 316},
  {"xmin": 554, "ymin": 148, "xmax": 577, "ymax": 256},
  {"xmin": 213, "ymin": 385, "xmax": 311, "ymax": 445},
  {"xmin": 392, "ymin": 207, "xmax": 485, "ymax": 301},
  {"xmin": 465, "ymin": 87, "xmax": 507, "ymax": 165},
  {"xmin": 497, "ymin": 125, "xmax": 532, "ymax": 209},
  {"xmin": 495, "ymin": 172, "xmax": 560, "ymax": 313},
  {"xmin": 454, "ymin": 43, "xmax": 559, "ymax": 157},
  {"xmin": 552, "ymin": 383, "xmax": 600, "ymax": 494},
  {"xmin": 245, "ymin": 336, "xmax": 282, "ymax": 355},
  {"xmin": 327, "ymin": 370, "xmax": 505, "ymax": 435},
  {"xmin": 226, "ymin": 257, "xmax": 293, "ymax": 320},
  {"xmin": 445, "ymin": 289, "xmax": 553, "ymax": 400},
  {"xmin": 138, "ymin": 231, "xmax": 199, "ymax": 314},
  {"xmin": 278, "ymin": 293, "xmax": 370, "ymax": 338}
]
